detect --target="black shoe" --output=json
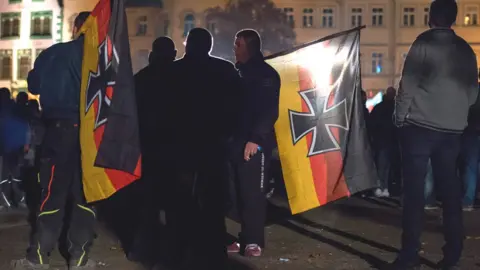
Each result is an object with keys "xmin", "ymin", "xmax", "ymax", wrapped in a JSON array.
[
  {"xmin": 437, "ymin": 260, "xmax": 460, "ymax": 270},
  {"xmin": 388, "ymin": 258, "xmax": 420, "ymax": 270}
]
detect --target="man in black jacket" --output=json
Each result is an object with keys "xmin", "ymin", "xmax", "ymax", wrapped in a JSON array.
[
  {"xmin": 12, "ymin": 12, "xmax": 96, "ymax": 270},
  {"xmin": 165, "ymin": 28, "xmax": 240, "ymax": 270},
  {"xmin": 391, "ymin": 1, "xmax": 478, "ymax": 269},
  {"xmin": 370, "ymin": 87, "xmax": 397, "ymax": 198},
  {"xmin": 227, "ymin": 29, "xmax": 280, "ymax": 257},
  {"xmin": 127, "ymin": 37, "xmax": 177, "ymax": 262}
]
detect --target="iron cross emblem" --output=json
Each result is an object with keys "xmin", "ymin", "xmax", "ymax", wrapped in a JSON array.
[
  {"xmin": 289, "ymin": 88, "xmax": 349, "ymax": 157},
  {"xmin": 85, "ymin": 37, "xmax": 118, "ymax": 129}
]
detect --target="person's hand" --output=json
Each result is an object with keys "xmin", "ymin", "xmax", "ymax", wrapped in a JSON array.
[{"xmin": 244, "ymin": 142, "xmax": 259, "ymax": 161}]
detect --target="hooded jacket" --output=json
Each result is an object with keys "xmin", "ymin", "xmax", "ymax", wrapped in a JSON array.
[{"xmin": 395, "ymin": 28, "xmax": 478, "ymax": 133}]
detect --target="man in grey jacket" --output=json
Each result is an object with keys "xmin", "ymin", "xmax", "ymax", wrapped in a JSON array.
[{"xmin": 392, "ymin": 0, "xmax": 478, "ymax": 269}]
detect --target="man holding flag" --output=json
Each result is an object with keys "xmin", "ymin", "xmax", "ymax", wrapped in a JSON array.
[
  {"xmin": 12, "ymin": 12, "xmax": 96, "ymax": 270},
  {"xmin": 228, "ymin": 29, "xmax": 280, "ymax": 257}
]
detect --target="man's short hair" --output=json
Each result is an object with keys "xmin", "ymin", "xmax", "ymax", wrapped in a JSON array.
[
  {"xmin": 74, "ymin": 12, "xmax": 91, "ymax": 29},
  {"xmin": 185, "ymin": 28, "xmax": 213, "ymax": 54},
  {"xmin": 152, "ymin": 37, "xmax": 175, "ymax": 53},
  {"xmin": 429, "ymin": 0, "xmax": 457, "ymax": 27},
  {"xmin": 236, "ymin": 29, "xmax": 262, "ymax": 54}
]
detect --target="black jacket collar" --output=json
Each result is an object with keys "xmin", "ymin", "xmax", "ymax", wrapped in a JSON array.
[{"xmin": 236, "ymin": 52, "xmax": 264, "ymax": 71}]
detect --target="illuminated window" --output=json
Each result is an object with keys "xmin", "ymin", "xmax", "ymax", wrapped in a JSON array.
[
  {"xmin": 372, "ymin": 52, "xmax": 383, "ymax": 74},
  {"xmin": 402, "ymin": 7, "xmax": 415, "ymax": 27},
  {"xmin": 183, "ymin": 14, "xmax": 195, "ymax": 37},
  {"xmin": 0, "ymin": 50, "xmax": 12, "ymax": 80},
  {"xmin": 163, "ymin": 19, "xmax": 169, "ymax": 36},
  {"xmin": 321, "ymin": 8, "xmax": 334, "ymax": 28},
  {"xmin": 17, "ymin": 49, "xmax": 32, "ymax": 80},
  {"xmin": 464, "ymin": 6, "xmax": 478, "ymax": 26},
  {"xmin": 424, "ymin": 7, "xmax": 429, "ymax": 26},
  {"xmin": 1, "ymin": 13, "xmax": 20, "ymax": 39},
  {"xmin": 31, "ymin": 11, "xmax": 52, "ymax": 37},
  {"xmin": 351, "ymin": 8, "xmax": 363, "ymax": 27},
  {"xmin": 283, "ymin": 7, "xmax": 295, "ymax": 28},
  {"xmin": 302, "ymin": 8, "xmax": 314, "ymax": 28},
  {"xmin": 207, "ymin": 21, "xmax": 216, "ymax": 34},
  {"xmin": 136, "ymin": 16, "xmax": 147, "ymax": 36},
  {"xmin": 372, "ymin": 7, "xmax": 384, "ymax": 26},
  {"xmin": 137, "ymin": 49, "xmax": 149, "ymax": 71},
  {"xmin": 35, "ymin": 49, "xmax": 44, "ymax": 59}
]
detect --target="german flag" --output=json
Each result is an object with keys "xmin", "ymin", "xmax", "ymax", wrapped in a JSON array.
[
  {"xmin": 266, "ymin": 27, "xmax": 378, "ymax": 214},
  {"xmin": 78, "ymin": 0, "xmax": 141, "ymax": 203}
]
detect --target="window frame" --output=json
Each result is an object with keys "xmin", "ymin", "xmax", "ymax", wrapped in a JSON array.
[
  {"xmin": 30, "ymin": 11, "xmax": 53, "ymax": 39},
  {"xmin": 183, "ymin": 13, "xmax": 195, "ymax": 37},
  {"xmin": 321, "ymin": 7, "xmax": 335, "ymax": 28},
  {"xmin": 351, "ymin": 7, "xmax": 363, "ymax": 27},
  {"xmin": 136, "ymin": 15, "xmax": 148, "ymax": 36},
  {"xmin": 371, "ymin": 6, "xmax": 385, "ymax": 27},
  {"xmin": 17, "ymin": 49, "xmax": 32, "ymax": 81},
  {"xmin": 421, "ymin": 7, "xmax": 430, "ymax": 27},
  {"xmin": 464, "ymin": 5, "xmax": 479, "ymax": 26},
  {"xmin": 371, "ymin": 52, "xmax": 384, "ymax": 74},
  {"xmin": 402, "ymin": 7, "xmax": 416, "ymax": 27},
  {"xmin": 1, "ymin": 12, "xmax": 21, "ymax": 39},
  {"xmin": 283, "ymin": 7, "xmax": 295, "ymax": 28},
  {"xmin": 302, "ymin": 8, "xmax": 314, "ymax": 28},
  {"xmin": 0, "ymin": 50, "xmax": 12, "ymax": 80}
]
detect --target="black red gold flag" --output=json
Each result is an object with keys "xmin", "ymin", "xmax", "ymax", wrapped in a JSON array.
[
  {"xmin": 78, "ymin": 0, "xmax": 141, "ymax": 202},
  {"xmin": 265, "ymin": 27, "xmax": 378, "ymax": 214}
]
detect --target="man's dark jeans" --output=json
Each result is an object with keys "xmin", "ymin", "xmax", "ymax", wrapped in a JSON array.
[
  {"xmin": 399, "ymin": 125, "xmax": 463, "ymax": 265},
  {"xmin": 375, "ymin": 146, "xmax": 393, "ymax": 190},
  {"xmin": 461, "ymin": 131, "xmax": 480, "ymax": 206}
]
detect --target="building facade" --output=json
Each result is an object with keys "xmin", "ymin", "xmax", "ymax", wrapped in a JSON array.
[
  {"xmin": 0, "ymin": 0, "xmax": 62, "ymax": 96},
  {"xmin": 59, "ymin": 0, "xmax": 480, "ymax": 93},
  {"xmin": 63, "ymin": 0, "xmax": 166, "ymax": 73},
  {"xmin": 160, "ymin": 0, "xmax": 480, "ymax": 96}
]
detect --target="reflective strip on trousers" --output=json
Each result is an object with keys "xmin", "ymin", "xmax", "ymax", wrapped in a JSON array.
[{"xmin": 260, "ymin": 153, "xmax": 265, "ymax": 191}]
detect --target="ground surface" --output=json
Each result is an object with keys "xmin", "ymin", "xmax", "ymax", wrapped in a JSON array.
[{"xmin": 0, "ymin": 196, "xmax": 479, "ymax": 270}]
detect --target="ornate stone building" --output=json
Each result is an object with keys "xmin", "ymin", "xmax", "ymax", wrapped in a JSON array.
[{"xmin": 0, "ymin": 0, "xmax": 62, "ymax": 96}]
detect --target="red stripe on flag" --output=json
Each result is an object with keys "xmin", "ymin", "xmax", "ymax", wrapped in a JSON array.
[
  {"xmin": 104, "ymin": 156, "xmax": 141, "ymax": 190},
  {"xmin": 297, "ymin": 65, "xmax": 327, "ymax": 205},
  {"xmin": 92, "ymin": 0, "xmax": 110, "ymax": 42},
  {"xmin": 324, "ymin": 43, "xmax": 350, "ymax": 202},
  {"xmin": 106, "ymin": 86, "xmax": 113, "ymax": 100}
]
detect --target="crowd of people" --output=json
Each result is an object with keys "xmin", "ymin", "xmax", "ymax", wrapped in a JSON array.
[
  {"xmin": 0, "ymin": 0, "xmax": 477, "ymax": 269},
  {"xmin": 0, "ymin": 89, "xmax": 42, "ymax": 213}
]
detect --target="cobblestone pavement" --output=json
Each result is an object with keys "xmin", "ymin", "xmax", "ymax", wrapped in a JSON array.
[{"xmin": 0, "ymin": 197, "xmax": 479, "ymax": 270}]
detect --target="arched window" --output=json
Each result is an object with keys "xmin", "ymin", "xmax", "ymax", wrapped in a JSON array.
[{"xmin": 183, "ymin": 14, "xmax": 195, "ymax": 37}]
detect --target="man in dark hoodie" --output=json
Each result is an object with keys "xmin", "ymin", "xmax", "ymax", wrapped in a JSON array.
[
  {"xmin": 370, "ymin": 87, "xmax": 396, "ymax": 198},
  {"xmin": 227, "ymin": 29, "xmax": 280, "ymax": 257},
  {"xmin": 392, "ymin": 0, "xmax": 478, "ymax": 269},
  {"xmin": 12, "ymin": 12, "xmax": 96, "ymax": 270},
  {"xmin": 127, "ymin": 36, "xmax": 177, "ymax": 262},
  {"xmin": 165, "ymin": 28, "xmax": 240, "ymax": 270}
]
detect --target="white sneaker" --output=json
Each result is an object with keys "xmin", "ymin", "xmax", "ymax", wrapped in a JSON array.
[
  {"xmin": 374, "ymin": 188, "xmax": 383, "ymax": 197},
  {"xmin": 382, "ymin": 189, "xmax": 390, "ymax": 197}
]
